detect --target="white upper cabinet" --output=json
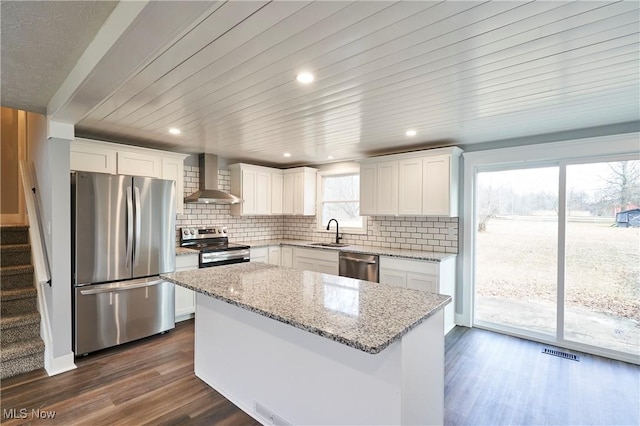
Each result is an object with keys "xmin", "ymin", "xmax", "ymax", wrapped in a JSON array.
[
  {"xmin": 359, "ymin": 163, "xmax": 377, "ymax": 216},
  {"xmin": 376, "ymin": 160, "xmax": 398, "ymax": 216},
  {"xmin": 271, "ymin": 172, "xmax": 283, "ymax": 215},
  {"xmin": 398, "ymin": 157, "xmax": 423, "ymax": 215},
  {"xmin": 230, "ymin": 164, "xmax": 273, "ymax": 216},
  {"xmin": 70, "ymin": 138, "xmax": 188, "ymax": 213},
  {"xmin": 359, "ymin": 147, "xmax": 462, "ymax": 217},
  {"xmin": 283, "ymin": 167, "xmax": 317, "ymax": 216},
  {"xmin": 117, "ymin": 151, "xmax": 162, "ymax": 178}
]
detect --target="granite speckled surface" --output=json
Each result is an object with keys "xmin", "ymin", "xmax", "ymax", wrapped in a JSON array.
[
  {"xmin": 243, "ymin": 239, "xmax": 455, "ymax": 262},
  {"xmin": 176, "ymin": 247, "xmax": 199, "ymax": 256},
  {"xmin": 161, "ymin": 263, "xmax": 450, "ymax": 354}
]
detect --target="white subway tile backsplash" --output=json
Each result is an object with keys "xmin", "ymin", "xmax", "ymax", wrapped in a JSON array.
[{"xmin": 176, "ymin": 166, "xmax": 458, "ymax": 253}]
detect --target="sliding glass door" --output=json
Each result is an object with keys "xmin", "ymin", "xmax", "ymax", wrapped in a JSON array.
[
  {"xmin": 475, "ymin": 166, "xmax": 559, "ymax": 337},
  {"xmin": 474, "ymin": 158, "xmax": 639, "ymax": 359},
  {"xmin": 563, "ymin": 160, "xmax": 639, "ymax": 355}
]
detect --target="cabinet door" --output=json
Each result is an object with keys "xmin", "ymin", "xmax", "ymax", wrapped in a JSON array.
[
  {"xmin": 281, "ymin": 246, "xmax": 293, "ymax": 268},
  {"xmin": 316, "ymin": 260, "xmax": 338, "ymax": 275},
  {"xmin": 162, "ymin": 157, "xmax": 184, "ymax": 214},
  {"xmin": 379, "ymin": 269, "xmax": 406, "ymax": 287},
  {"xmin": 268, "ymin": 246, "xmax": 281, "ymax": 266},
  {"xmin": 423, "ymin": 154, "xmax": 451, "ymax": 216},
  {"xmin": 283, "ymin": 174, "xmax": 295, "ymax": 214},
  {"xmin": 406, "ymin": 272, "xmax": 438, "ymax": 293},
  {"xmin": 117, "ymin": 151, "xmax": 162, "ymax": 178},
  {"xmin": 250, "ymin": 247, "xmax": 268, "ymax": 263},
  {"xmin": 293, "ymin": 172, "xmax": 304, "ymax": 215},
  {"xmin": 359, "ymin": 163, "xmax": 377, "ymax": 215},
  {"xmin": 241, "ymin": 169, "xmax": 257, "ymax": 215},
  {"xmin": 294, "ymin": 257, "xmax": 315, "ymax": 272},
  {"xmin": 175, "ymin": 254, "xmax": 198, "ymax": 321},
  {"xmin": 70, "ymin": 144, "xmax": 117, "ymax": 174},
  {"xmin": 398, "ymin": 158, "xmax": 423, "ymax": 215},
  {"xmin": 376, "ymin": 161, "xmax": 398, "ymax": 215},
  {"xmin": 271, "ymin": 172, "xmax": 283, "ymax": 215},
  {"xmin": 255, "ymin": 171, "xmax": 272, "ymax": 215}
]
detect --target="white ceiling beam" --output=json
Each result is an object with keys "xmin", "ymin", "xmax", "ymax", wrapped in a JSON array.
[{"xmin": 47, "ymin": 0, "xmax": 216, "ymax": 124}]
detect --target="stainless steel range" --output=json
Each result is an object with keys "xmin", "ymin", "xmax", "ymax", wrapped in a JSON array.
[{"xmin": 180, "ymin": 227, "xmax": 250, "ymax": 268}]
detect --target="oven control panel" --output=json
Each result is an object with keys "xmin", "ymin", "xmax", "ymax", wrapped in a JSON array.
[{"xmin": 180, "ymin": 226, "xmax": 228, "ymax": 241}]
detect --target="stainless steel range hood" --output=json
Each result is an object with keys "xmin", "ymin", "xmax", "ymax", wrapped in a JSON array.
[{"xmin": 184, "ymin": 154, "xmax": 242, "ymax": 204}]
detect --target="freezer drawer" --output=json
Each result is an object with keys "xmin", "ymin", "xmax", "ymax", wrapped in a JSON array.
[{"xmin": 74, "ymin": 277, "xmax": 175, "ymax": 355}]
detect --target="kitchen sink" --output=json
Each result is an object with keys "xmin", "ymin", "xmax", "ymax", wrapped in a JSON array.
[{"xmin": 308, "ymin": 242, "xmax": 350, "ymax": 248}]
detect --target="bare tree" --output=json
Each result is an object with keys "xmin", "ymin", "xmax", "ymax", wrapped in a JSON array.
[
  {"xmin": 601, "ymin": 161, "xmax": 640, "ymax": 210},
  {"xmin": 477, "ymin": 182, "xmax": 500, "ymax": 232}
]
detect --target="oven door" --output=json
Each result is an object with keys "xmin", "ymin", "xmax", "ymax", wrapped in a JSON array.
[{"xmin": 200, "ymin": 248, "xmax": 250, "ymax": 268}]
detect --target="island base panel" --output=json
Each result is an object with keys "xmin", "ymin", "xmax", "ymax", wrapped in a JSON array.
[{"xmin": 194, "ymin": 294, "xmax": 444, "ymax": 425}]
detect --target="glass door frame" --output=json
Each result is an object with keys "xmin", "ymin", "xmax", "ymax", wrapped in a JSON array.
[{"xmin": 461, "ymin": 136, "xmax": 640, "ymax": 365}]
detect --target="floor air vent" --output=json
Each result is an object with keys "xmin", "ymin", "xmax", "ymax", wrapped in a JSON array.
[{"xmin": 543, "ymin": 348, "xmax": 580, "ymax": 361}]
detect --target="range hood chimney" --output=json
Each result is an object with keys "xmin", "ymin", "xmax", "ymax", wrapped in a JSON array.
[{"xmin": 184, "ymin": 154, "xmax": 242, "ymax": 204}]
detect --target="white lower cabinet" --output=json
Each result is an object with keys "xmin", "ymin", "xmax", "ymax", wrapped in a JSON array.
[
  {"xmin": 250, "ymin": 247, "xmax": 269, "ymax": 263},
  {"xmin": 281, "ymin": 246, "xmax": 293, "ymax": 268},
  {"xmin": 175, "ymin": 254, "xmax": 198, "ymax": 321},
  {"xmin": 379, "ymin": 256, "xmax": 456, "ymax": 334},
  {"xmin": 292, "ymin": 247, "xmax": 339, "ymax": 275},
  {"xmin": 268, "ymin": 246, "xmax": 281, "ymax": 265}
]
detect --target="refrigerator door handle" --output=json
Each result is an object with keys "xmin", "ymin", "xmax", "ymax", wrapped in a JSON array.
[
  {"xmin": 126, "ymin": 186, "xmax": 133, "ymax": 267},
  {"xmin": 79, "ymin": 278, "xmax": 167, "ymax": 295},
  {"xmin": 134, "ymin": 186, "xmax": 141, "ymax": 266}
]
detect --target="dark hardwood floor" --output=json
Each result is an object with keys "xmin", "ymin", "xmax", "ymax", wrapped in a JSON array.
[
  {"xmin": 1, "ymin": 321, "xmax": 638, "ymax": 425},
  {"xmin": 444, "ymin": 327, "xmax": 640, "ymax": 426}
]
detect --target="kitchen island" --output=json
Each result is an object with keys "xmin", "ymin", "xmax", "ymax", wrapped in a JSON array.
[{"xmin": 161, "ymin": 263, "xmax": 450, "ymax": 425}]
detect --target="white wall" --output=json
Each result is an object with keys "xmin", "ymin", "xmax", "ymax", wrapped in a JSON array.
[{"xmin": 27, "ymin": 113, "xmax": 73, "ymax": 360}]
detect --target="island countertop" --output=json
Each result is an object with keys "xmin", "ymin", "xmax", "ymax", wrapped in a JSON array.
[{"xmin": 161, "ymin": 263, "xmax": 450, "ymax": 354}]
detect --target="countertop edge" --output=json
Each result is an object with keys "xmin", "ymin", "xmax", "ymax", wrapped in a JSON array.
[{"xmin": 162, "ymin": 273, "xmax": 451, "ymax": 354}]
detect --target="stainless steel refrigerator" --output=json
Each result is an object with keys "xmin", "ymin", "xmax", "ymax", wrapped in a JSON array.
[{"xmin": 72, "ymin": 171, "xmax": 176, "ymax": 355}]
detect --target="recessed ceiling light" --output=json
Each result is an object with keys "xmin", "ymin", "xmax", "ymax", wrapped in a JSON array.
[
  {"xmin": 327, "ymin": 155, "xmax": 334, "ymax": 160},
  {"xmin": 405, "ymin": 129, "xmax": 417, "ymax": 137},
  {"xmin": 283, "ymin": 152, "xmax": 291, "ymax": 158},
  {"xmin": 169, "ymin": 127, "xmax": 181, "ymax": 135},
  {"xmin": 296, "ymin": 72, "xmax": 314, "ymax": 84}
]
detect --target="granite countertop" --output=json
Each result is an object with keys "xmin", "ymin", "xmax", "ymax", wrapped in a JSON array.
[
  {"xmin": 176, "ymin": 247, "xmax": 199, "ymax": 256},
  {"xmin": 161, "ymin": 263, "xmax": 450, "ymax": 354},
  {"xmin": 243, "ymin": 239, "xmax": 455, "ymax": 262}
]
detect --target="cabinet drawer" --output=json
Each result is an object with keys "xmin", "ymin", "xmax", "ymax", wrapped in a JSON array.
[
  {"xmin": 176, "ymin": 254, "xmax": 198, "ymax": 270},
  {"xmin": 380, "ymin": 256, "xmax": 438, "ymax": 275},
  {"xmin": 294, "ymin": 247, "xmax": 339, "ymax": 263}
]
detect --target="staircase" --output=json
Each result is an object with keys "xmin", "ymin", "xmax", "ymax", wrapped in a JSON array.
[{"xmin": 1, "ymin": 225, "xmax": 44, "ymax": 379}]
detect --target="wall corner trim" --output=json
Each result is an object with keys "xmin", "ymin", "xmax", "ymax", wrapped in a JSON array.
[
  {"xmin": 44, "ymin": 350, "xmax": 76, "ymax": 376},
  {"xmin": 46, "ymin": 119, "xmax": 75, "ymax": 141}
]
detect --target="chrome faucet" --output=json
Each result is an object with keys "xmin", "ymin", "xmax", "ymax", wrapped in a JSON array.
[{"xmin": 326, "ymin": 218, "xmax": 341, "ymax": 244}]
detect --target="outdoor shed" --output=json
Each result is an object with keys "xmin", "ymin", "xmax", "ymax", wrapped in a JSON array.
[{"xmin": 615, "ymin": 208, "xmax": 640, "ymax": 228}]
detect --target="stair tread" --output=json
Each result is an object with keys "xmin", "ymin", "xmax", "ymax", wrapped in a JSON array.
[
  {"xmin": 0, "ymin": 264, "xmax": 34, "ymax": 275},
  {"xmin": 0, "ymin": 225, "xmax": 29, "ymax": 231},
  {"xmin": 1, "ymin": 311, "xmax": 40, "ymax": 329},
  {"xmin": 1, "ymin": 287, "xmax": 37, "ymax": 301},
  {"xmin": 1, "ymin": 337, "xmax": 44, "ymax": 361},
  {"xmin": 0, "ymin": 244, "xmax": 31, "ymax": 252}
]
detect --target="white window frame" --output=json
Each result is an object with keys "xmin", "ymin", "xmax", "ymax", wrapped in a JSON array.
[{"xmin": 316, "ymin": 167, "xmax": 367, "ymax": 235}]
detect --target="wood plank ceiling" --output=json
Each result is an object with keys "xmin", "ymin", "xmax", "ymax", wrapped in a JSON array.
[{"xmin": 73, "ymin": 1, "xmax": 639, "ymax": 165}]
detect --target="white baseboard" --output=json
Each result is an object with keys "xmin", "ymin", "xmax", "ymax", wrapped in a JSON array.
[{"xmin": 44, "ymin": 349, "xmax": 76, "ymax": 376}]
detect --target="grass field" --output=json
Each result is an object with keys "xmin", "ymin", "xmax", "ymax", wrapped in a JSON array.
[{"xmin": 475, "ymin": 218, "xmax": 639, "ymax": 353}]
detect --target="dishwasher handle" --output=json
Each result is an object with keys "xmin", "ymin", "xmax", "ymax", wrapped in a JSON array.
[{"xmin": 342, "ymin": 257, "xmax": 377, "ymax": 264}]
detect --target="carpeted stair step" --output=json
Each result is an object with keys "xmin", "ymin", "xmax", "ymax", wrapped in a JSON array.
[
  {"xmin": 0, "ymin": 225, "xmax": 29, "ymax": 245},
  {"xmin": 1, "ymin": 287, "xmax": 37, "ymax": 316},
  {"xmin": 1, "ymin": 311, "xmax": 41, "ymax": 345},
  {"xmin": 0, "ymin": 337, "xmax": 45, "ymax": 380},
  {"xmin": 0, "ymin": 243, "xmax": 31, "ymax": 267},
  {"xmin": 0, "ymin": 265, "xmax": 34, "ymax": 290}
]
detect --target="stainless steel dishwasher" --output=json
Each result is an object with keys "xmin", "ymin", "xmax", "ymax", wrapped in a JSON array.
[{"xmin": 339, "ymin": 252, "xmax": 379, "ymax": 282}]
